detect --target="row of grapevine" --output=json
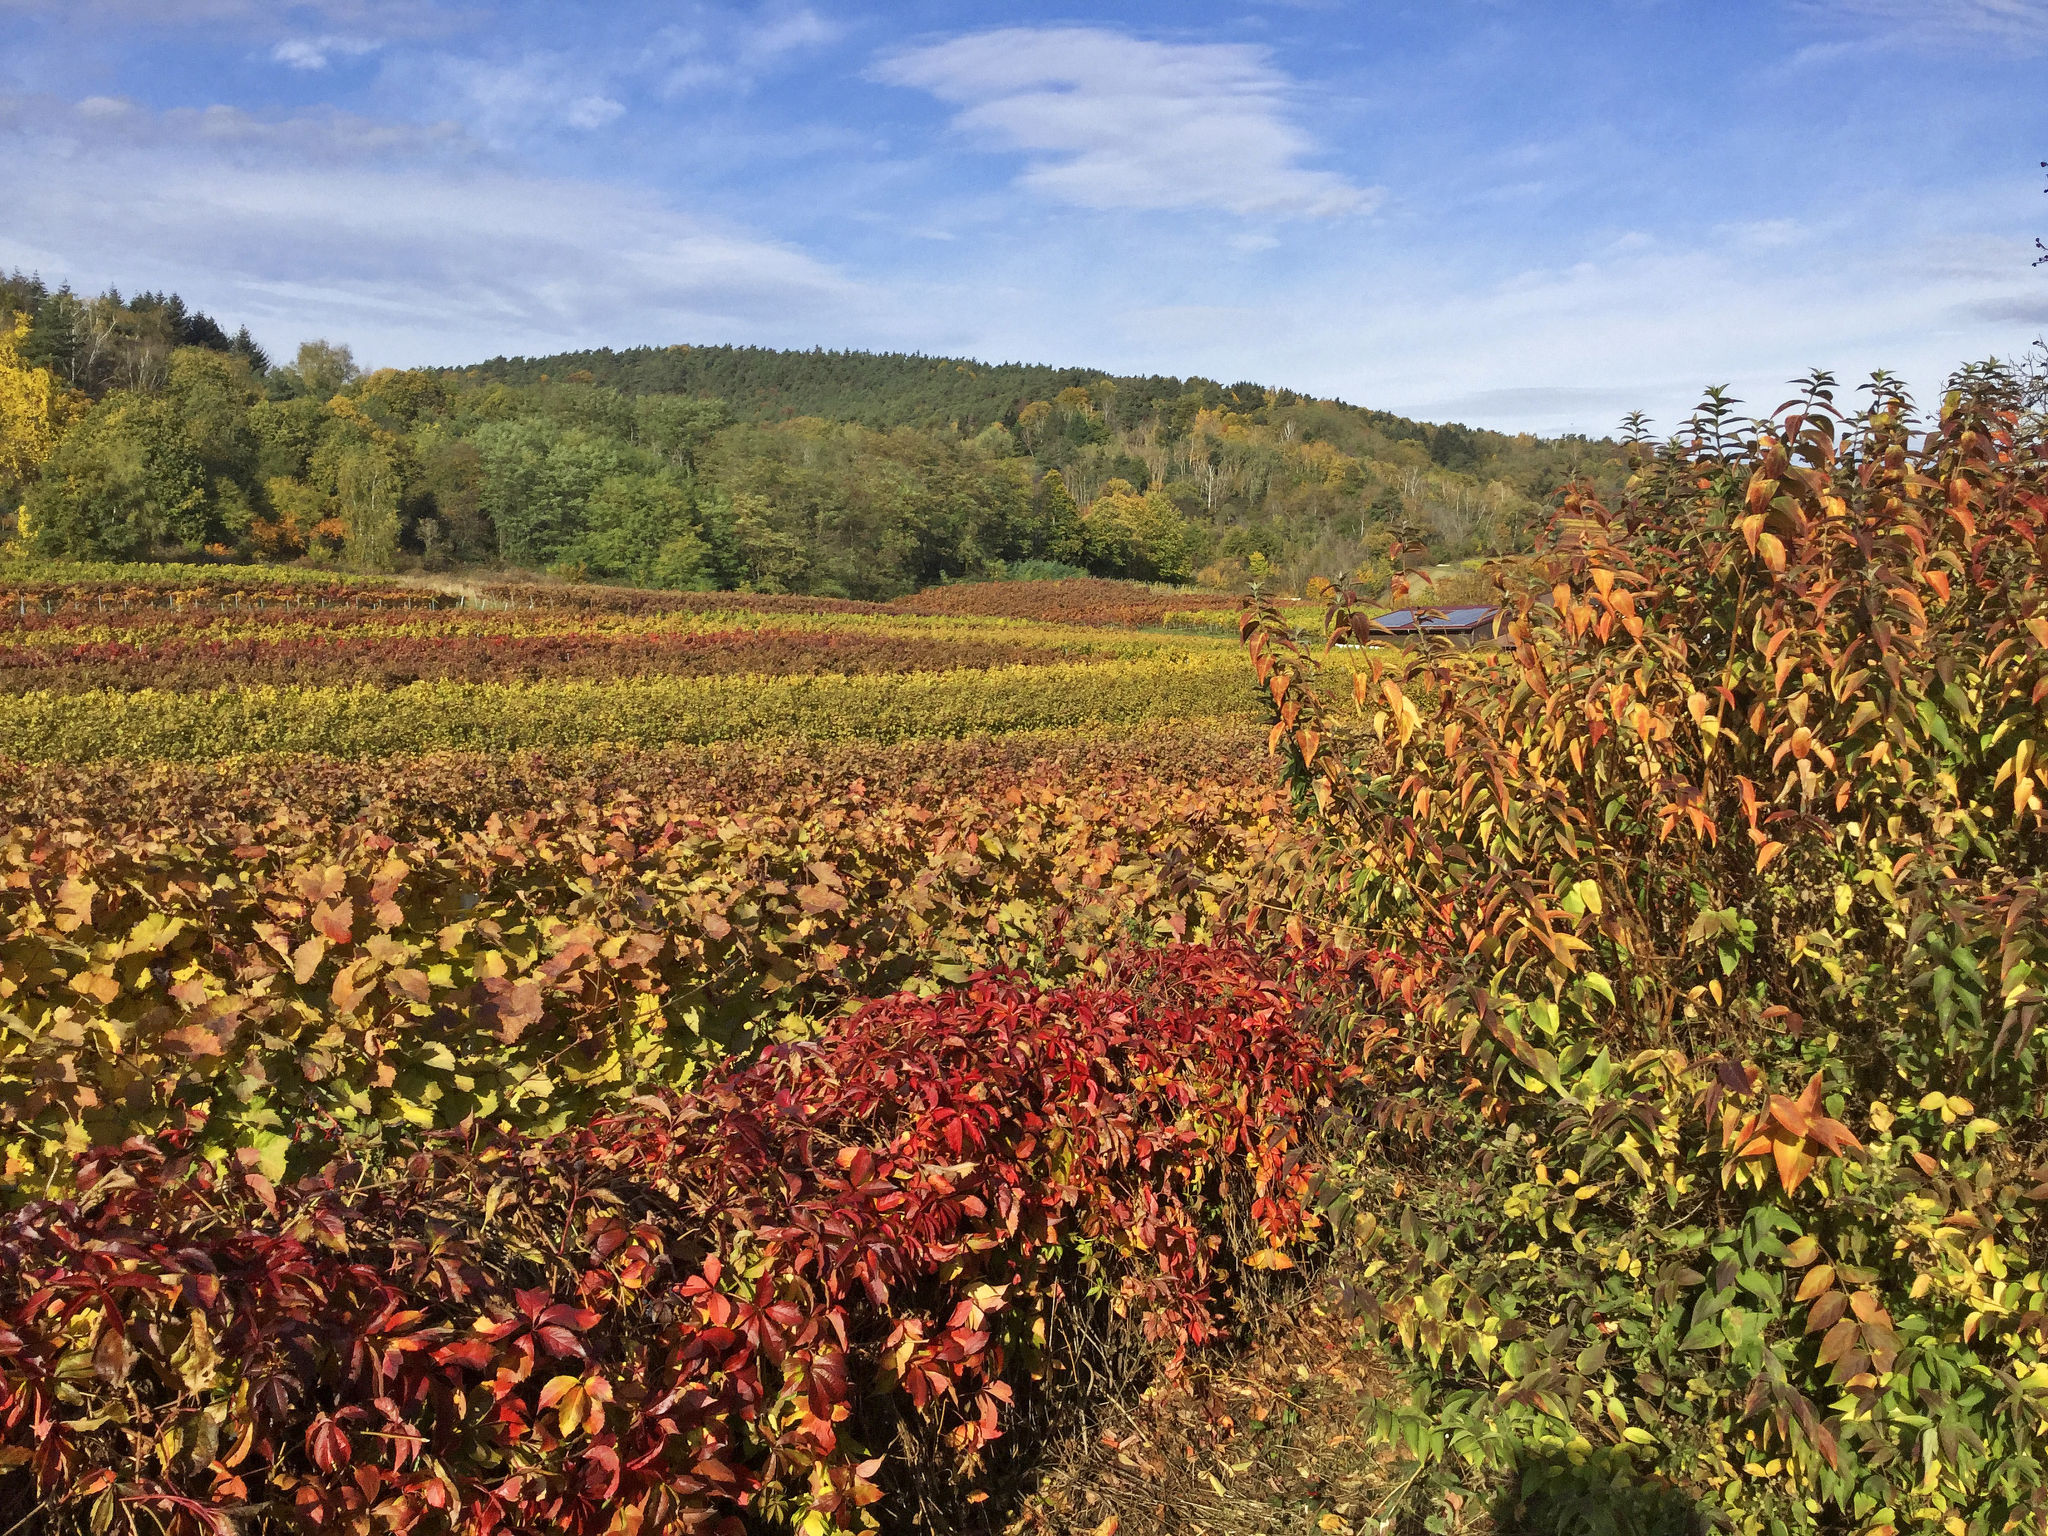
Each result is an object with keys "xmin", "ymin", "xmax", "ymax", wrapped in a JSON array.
[
  {"xmin": 0, "ymin": 726, "xmax": 1317, "ymax": 1194},
  {"xmin": 0, "ymin": 627, "xmax": 1129, "ymax": 693},
  {"xmin": 0, "ymin": 570, "xmax": 1245, "ymax": 628},
  {"xmin": 0, "ymin": 655, "xmax": 1273, "ymax": 760},
  {"xmin": 891, "ymin": 577, "xmax": 1242, "ymax": 627}
]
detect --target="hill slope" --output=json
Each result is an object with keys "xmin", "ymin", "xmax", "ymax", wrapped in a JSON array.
[{"xmin": 450, "ymin": 343, "xmax": 1537, "ymax": 468}]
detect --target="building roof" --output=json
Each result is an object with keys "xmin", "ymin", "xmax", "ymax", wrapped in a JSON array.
[{"xmin": 1367, "ymin": 604, "xmax": 1502, "ymax": 635}]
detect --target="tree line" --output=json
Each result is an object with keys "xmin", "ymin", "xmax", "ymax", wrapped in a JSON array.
[{"xmin": 0, "ymin": 275, "xmax": 1613, "ymax": 597}]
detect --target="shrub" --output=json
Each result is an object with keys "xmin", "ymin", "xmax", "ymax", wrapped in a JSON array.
[
  {"xmin": 0, "ymin": 945, "xmax": 1340, "ymax": 1536},
  {"xmin": 1246, "ymin": 372, "xmax": 2048, "ymax": 1532}
]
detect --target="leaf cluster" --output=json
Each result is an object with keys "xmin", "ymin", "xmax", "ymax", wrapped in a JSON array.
[
  {"xmin": 0, "ymin": 944, "xmax": 1340, "ymax": 1536},
  {"xmin": 1247, "ymin": 370, "xmax": 2048, "ymax": 1532}
]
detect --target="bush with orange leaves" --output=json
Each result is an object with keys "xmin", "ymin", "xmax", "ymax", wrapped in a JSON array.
[{"xmin": 1245, "ymin": 368, "xmax": 2048, "ymax": 1533}]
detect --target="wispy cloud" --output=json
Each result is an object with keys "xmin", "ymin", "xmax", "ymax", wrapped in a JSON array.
[
  {"xmin": 0, "ymin": 0, "xmax": 453, "ymax": 28},
  {"xmin": 873, "ymin": 27, "xmax": 1379, "ymax": 219},
  {"xmin": 1801, "ymin": 0, "xmax": 2048, "ymax": 48},
  {"xmin": 272, "ymin": 35, "xmax": 382, "ymax": 70},
  {"xmin": 741, "ymin": 6, "xmax": 836, "ymax": 65},
  {"xmin": 0, "ymin": 92, "xmax": 863, "ymax": 363},
  {"xmin": 650, "ymin": 4, "xmax": 840, "ymax": 96},
  {"xmin": 417, "ymin": 53, "xmax": 629, "ymax": 140}
]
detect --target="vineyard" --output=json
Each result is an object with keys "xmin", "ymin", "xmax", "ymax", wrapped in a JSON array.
[
  {"xmin": 0, "ymin": 570, "xmax": 1352, "ymax": 1536},
  {"xmin": 7, "ymin": 369, "xmax": 2048, "ymax": 1536},
  {"xmin": 0, "ymin": 579, "xmax": 1265, "ymax": 761}
]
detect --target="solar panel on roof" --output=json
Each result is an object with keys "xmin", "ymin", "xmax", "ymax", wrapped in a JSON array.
[{"xmin": 1368, "ymin": 604, "xmax": 1501, "ymax": 633}]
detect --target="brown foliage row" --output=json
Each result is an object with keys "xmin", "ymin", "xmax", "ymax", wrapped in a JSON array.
[
  {"xmin": 3, "ymin": 577, "xmax": 1237, "ymax": 629},
  {"xmin": 0, "ymin": 627, "xmax": 1093, "ymax": 694}
]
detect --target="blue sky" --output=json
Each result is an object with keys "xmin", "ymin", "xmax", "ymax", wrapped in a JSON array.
[{"xmin": 1, "ymin": 0, "xmax": 2043, "ymax": 434}]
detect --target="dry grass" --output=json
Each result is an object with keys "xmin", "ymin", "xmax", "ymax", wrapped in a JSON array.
[{"xmin": 1010, "ymin": 1274, "xmax": 1415, "ymax": 1536}]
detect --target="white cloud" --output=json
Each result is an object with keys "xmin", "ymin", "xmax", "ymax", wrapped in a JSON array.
[
  {"xmin": 0, "ymin": 92, "xmax": 865, "ymax": 366},
  {"xmin": 1802, "ymin": 0, "xmax": 2048, "ymax": 47},
  {"xmin": 565, "ymin": 94, "xmax": 626, "ymax": 129},
  {"xmin": 873, "ymin": 27, "xmax": 1379, "ymax": 219},
  {"xmin": 741, "ymin": 6, "xmax": 837, "ymax": 65},
  {"xmin": 272, "ymin": 34, "xmax": 382, "ymax": 70},
  {"xmin": 649, "ymin": 4, "xmax": 840, "ymax": 97},
  {"xmin": 1234, "ymin": 217, "xmax": 2045, "ymax": 435},
  {"xmin": 420, "ymin": 54, "xmax": 633, "ymax": 140}
]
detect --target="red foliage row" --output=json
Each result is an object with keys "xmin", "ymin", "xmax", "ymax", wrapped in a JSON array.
[
  {"xmin": 0, "ymin": 627, "xmax": 1089, "ymax": 694},
  {"xmin": 0, "ymin": 578, "xmax": 1236, "ymax": 633},
  {"xmin": 890, "ymin": 579, "xmax": 1236, "ymax": 628},
  {"xmin": 0, "ymin": 945, "xmax": 1347, "ymax": 1536}
]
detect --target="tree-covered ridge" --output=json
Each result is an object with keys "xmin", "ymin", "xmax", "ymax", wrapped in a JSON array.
[
  {"xmin": 457, "ymin": 343, "xmax": 1121, "ymax": 432},
  {"xmin": 1, "ymin": 274, "xmax": 1613, "ymax": 598},
  {"xmin": 459, "ymin": 341, "xmax": 1490, "ymax": 440},
  {"xmin": 455, "ymin": 341, "xmax": 1582, "ymax": 485}
]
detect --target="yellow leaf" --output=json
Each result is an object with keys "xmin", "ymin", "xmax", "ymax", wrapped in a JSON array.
[
  {"xmin": 1794, "ymin": 1264, "xmax": 1836, "ymax": 1302},
  {"xmin": 1248, "ymin": 1247, "xmax": 1296, "ymax": 1271},
  {"xmin": 1380, "ymin": 681, "xmax": 1421, "ymax": 749}
]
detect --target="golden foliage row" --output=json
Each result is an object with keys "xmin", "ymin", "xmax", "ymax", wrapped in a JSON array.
[{"xmin": 0, "ymin": 653, "xmax": 1265, "ymax": 761}]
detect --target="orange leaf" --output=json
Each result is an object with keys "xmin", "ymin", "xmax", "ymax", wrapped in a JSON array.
[
  {"xmin": 1794, "ymin": 1070, "xmax": 1826, "ymax": 1117},
  {"xmin": 1773, "ymin": 1134, "xmax": 1819, "ymax": 1194},
  {"xmin": 313, "ymin": 900, "xmax": 354, "ymax": 945},
  {"xmin": 1794, "ymin": 1264, "xmax": 1836, "ymax": 1302},
  {"xmin": 1768, "ymin": 1093, "xmax": 1812, "ymax": 1140}
]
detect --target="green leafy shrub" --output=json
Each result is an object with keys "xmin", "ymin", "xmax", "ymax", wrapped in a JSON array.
[{"xmin": 1246, "ymin": 371, "xmax": 2048, "ymax": 1534}]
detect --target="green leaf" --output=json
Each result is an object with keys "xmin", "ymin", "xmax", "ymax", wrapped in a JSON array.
[{"xmin": 1679, "ymin": 1319, "xmax": 1725, "ymax": 1351}]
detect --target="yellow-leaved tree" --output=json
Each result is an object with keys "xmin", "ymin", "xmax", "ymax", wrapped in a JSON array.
[{"xmin": 0, "ymin": 315, "xmax": 85, "ymax": 520}]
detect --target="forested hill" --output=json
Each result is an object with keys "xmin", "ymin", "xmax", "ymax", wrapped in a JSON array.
[
  {"xmin": 452, "ymin": 344, "xmax": 1506, "ymax": 469},
  {"xmin": 3, "ymin": 271, "xmax": 1614, "ymax": 598},
  {"xmin": 457, "ymin": 345, "xmax": 1114, "ymax": 432}
]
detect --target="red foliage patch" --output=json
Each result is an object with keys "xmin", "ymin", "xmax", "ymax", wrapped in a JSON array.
[
  {"xmin": 0, "ymin": 627, "xmax": 1091, "ymax": 694},
  {"xmin": 0, "ymin": 945, "xmax": 1345, "ymax": 1536}
]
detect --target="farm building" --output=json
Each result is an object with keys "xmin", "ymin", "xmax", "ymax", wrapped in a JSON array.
[{"xmin": 1363, "ymin": 604, "xmax": 1506, "ymax": 647}]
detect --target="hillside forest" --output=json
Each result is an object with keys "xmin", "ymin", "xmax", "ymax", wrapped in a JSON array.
[{"xmin": 0, "ymin": 273, "xmax": 1611, "ymax": 599}]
